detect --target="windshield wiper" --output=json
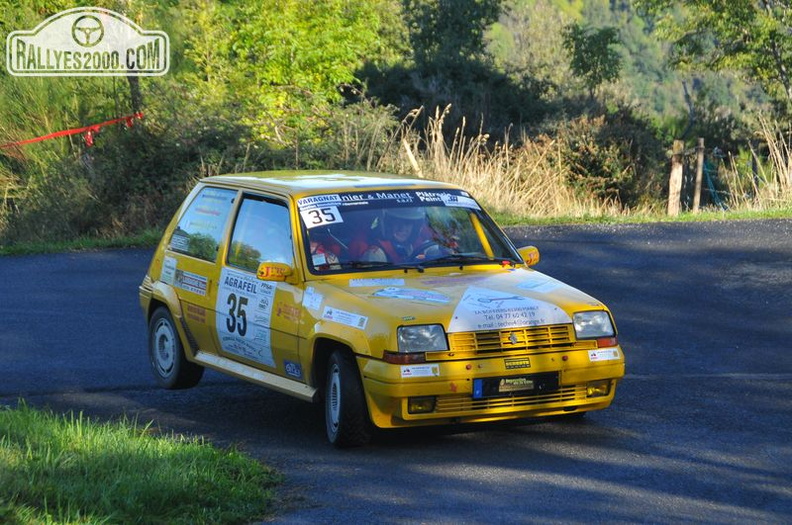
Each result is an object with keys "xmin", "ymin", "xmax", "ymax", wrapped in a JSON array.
[
  {"xmin": 394, "ymin": 263, "xmax": 425, "ymax": 273},
  {"xmin": 340, "ymin": 260, "xmax": 393, "ymax": 270},
  {"xmin": 421, "ymin": 254, "xmax": 519, "ymax": 268}
]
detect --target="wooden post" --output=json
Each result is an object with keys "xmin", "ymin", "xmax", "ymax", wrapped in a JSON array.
[
  {"xmin": 667, "ymin": 139, "xmax": 684, "ymax": 216},
  {"xmin": 693, "ymin": 138, "xmax": 705, "ymax": 212}
]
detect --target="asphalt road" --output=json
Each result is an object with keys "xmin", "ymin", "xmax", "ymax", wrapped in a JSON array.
[{"xmin": 1, "ymin": 219, "xmax": 791, "ymax": 524}]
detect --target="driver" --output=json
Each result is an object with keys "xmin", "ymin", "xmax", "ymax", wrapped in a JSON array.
[
  {"xmin": 362, "ymin": 207, "xmax": 426, "ymax": 263},
  {"xmin": 308, "ymin": 227, "xmax": 341, "ymax": 270}
]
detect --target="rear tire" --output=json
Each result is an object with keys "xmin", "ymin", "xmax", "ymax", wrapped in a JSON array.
[
  {"xmin": 148, "ymin": 307, "xmax": 204, "ymax": 389},
  {"xmin": 325, "ymin": 350, "xmax": 372, "ymax": 447}
]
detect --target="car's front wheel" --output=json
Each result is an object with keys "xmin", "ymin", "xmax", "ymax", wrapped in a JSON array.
[
  {"xmin": 148, "ymin": 306, "xmax": 204, "ymax": 389},
  {"xmin": 325, "ymin": 350, "xmax": 372, "ymax": 447}
]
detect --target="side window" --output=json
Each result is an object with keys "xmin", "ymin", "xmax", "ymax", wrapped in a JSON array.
[
  {"xmin": 228, "ymin": 195, "xmax": 293, "ymax": 273},
  {"xmin": 170, "ymin": 187, "xmax": 236, "ymax": 262}
]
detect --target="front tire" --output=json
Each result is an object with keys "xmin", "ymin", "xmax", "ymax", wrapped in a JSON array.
[
  {"xmin": 148, "ymin": 307, "xmax": 204, "ymax": 389},
  {"xmin": 325, "ymin": 350, "xmax": 372, "ymax": 447}
]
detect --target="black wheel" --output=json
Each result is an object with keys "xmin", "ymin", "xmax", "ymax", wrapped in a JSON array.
[
  {"xmin": 148, "ymin": 307, "xmax": 204, "ymax": 389},
  {"xmin": 325, "ymin": 350, "xmax": 372, "ymax": 447}
]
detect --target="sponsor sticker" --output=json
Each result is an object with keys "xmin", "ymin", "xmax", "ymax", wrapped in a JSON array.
[
  {"xmin": 170, "ymin": 232, "xmax": 189, "ymax": 252},
  {"xmin": 297, "ymin": 194, "xmax": 343, "ymax": 209},
  {"xmin": 516, "ymin": 275, "xmax": 563, "ymax": 293},
  {"xmin": 216, "ymin": 267, "xmax": 277, "ymax": 367},
  {"xmin": 504, "ymin": 357, "xmax": 531, "ymax": 370},
  {"xmin": 349, "ymin": 278, "xmax": 405, "ymax": 287},
  {"xmin": 588, "ymin": 348, "xmax": 620, "ymax": 362},
  {"xmin": 300, "ymin": 205, "xmax": 344, "ymax": 229},
  {"xmin": 161, "ymin": 256, "xmax": 176, "ymax": 285},
  {"xmin": 174, "ymin": 269, "xmax": 208, "ymax": 296},
  {"xmin": 303, "ymin": 286, "xmax": 323, "ymax": 311},
  {"xmin": 185, "ymin": 303, "xmax": 206, "ymax": 323},
  {"xmin": 284, "ymin": 360, "xmax": 303, "ymax": 379},
  {"xmin": 322, "ymin": 306, "xmax": 368, "ymax": 329},
  {"xmin": 498, "ymin": 377, "xmax": 534, "ymax": 393},
  {"xmin": 276, "ymin": 302, "xmax": 300, "ymax": 323},
  {"xmin": 448, "ymin": 286, "xmax": 572, "ymax": 332},
  {"xmin": 414, "ymin": 191, "xmax": 479, "ymax": 209},
  {"xmin": 372, "ymin": 287, "xmax": 451, "ymax": 304},
  {"xmin": 401, "ymin": 364, "xmax": 440, "ymax": 378}
]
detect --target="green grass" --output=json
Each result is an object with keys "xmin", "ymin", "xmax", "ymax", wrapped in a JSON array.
[
  {"xmin": 0, "ymin": 229, "xmax": 163, "ymax": 256},
  {"xmin": 0, "ymin": 402, "xmax": 282, "ymax": 525},
  {"xmin": 491, "ymin": 205, "xmax": 792, "ymax": 227},
  {"xmin": 1, "ymin": 206, "xmax": 790, "ymax": 257}
]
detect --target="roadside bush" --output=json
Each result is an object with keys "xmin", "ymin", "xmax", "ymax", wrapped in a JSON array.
[
  {"xmin": 0, "ymin": 107, "xmax": 253, "ymax": 244},
  {"xmin": 551, "ymin": 106, "xmax": 666, "ymax": 209},
  {"xmin": 306, "ymin": 98, "xmax": 401, "ymax": 171},
  {"xmin": 79, "ymin": 112, "xmax": 253, "ymax": 237},
  {"xmin": 0, "ymin": 85, "xmax": 409, "ymax": 245},
  {"xmin": 0, "ymin": 162, "xmax": 97, "ymax": 242},
  {"xmin": 381, "ymin": 105, "xmax": 625, "ymax": 219}
]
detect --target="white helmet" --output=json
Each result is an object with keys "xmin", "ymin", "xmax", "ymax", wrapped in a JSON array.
[{"xmin": 380, "ymin": 207, "xmax": 425, "ymax": 243}]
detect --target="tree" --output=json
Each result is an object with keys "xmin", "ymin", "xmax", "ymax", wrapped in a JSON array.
[
  {"xmin": 486, "ymin": 0, "xmax": 576, "ymax": 99},
  {"xmin": 562, "ymin": 23, "xmax": 623, "ymax": 99},
  {"xmin": 177, "ymin": 0, "xmax": 393, "ymax": 149},
  {"xmin": 403, "ymin": 0, "xmax": 503, "ymax": 71},
  {"xmin": 636, "ymin": 0, "xmax": 792, "ymax": 112},
  {"xmin": 362, "ymin": 0, "xmax": 547, "ymax": 135}
]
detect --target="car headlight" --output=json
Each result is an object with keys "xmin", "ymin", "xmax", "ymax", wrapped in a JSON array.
[
  {"xmin": 573, "ymin": 311, "xmax": 615, "ymax": 339},
  {"xmin": 397, "ymin": 324, "xmax": 448, "ymax": 353}
]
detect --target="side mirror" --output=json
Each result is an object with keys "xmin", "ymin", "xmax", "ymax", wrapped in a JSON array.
[
  {"xmin": 257, "ymin": 262, "xmax": 293, "ymax": 282},
  {"xmin": 517, "ymin": 245, "xmax": 540, "ymax": 267}
]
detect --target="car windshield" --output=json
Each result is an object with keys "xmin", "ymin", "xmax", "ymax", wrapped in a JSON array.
[{"xmin": 298, "ymin": 188, "xmax": 521, "ymax": 274}]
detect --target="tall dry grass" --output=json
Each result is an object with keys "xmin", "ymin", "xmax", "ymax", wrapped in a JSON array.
[
  {"xmin": 376, "ymin": 106, "xmax": 625, "ymax": 219},
  {"xmin": 749, "ymin": 119, "xmax": 792, "ymax": 205},
  {"xmin": 716, "ymin": 118, "xmax": 792, "ymax": 212},
  {"xmin": 375, "ymin": 106, "xmax": 792, "ymax": 218}
]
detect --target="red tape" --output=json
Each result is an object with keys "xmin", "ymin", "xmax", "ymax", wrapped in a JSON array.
[{"xmin": 0, "ymin": 112, "xmax": 144, "ymax": 149}]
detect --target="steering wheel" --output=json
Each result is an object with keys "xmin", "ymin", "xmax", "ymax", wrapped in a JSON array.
[{"xmin": 410, "ymin": 240, "xmax": 447, "ymax": 261}]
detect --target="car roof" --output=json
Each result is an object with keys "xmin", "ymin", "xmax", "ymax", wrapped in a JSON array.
[{"xmin": 201, "ymin": 170, "xmax": 461, "ymax": 197}]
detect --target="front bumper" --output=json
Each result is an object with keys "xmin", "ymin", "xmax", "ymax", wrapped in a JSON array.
[{"xmin": 358, "ymin": 348, "xmax": 624, "ymax": 429}]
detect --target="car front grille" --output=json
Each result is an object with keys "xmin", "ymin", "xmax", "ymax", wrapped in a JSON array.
[
  {"xmin": 426, "ymin": 324, "xmax": 596, "ymax": 360},
  {"xmin": 434, "ymin": 385, "xmax": 585, "ymax": 413}
]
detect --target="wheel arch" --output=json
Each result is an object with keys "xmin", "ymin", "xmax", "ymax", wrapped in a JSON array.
[
  {"xmin": 146, "ymin": 297, "xmax": 169, "ymax": 322},
  {"xmin": 145, "ymin": 285, "xmax": 199, "ymax": 358},
  {"xmin": 146, "ymin": 282, "xmax": 183, "ymax": 320},
  {"xmin": 312, "ymin": 337, "xmax": 357, "ymax": 397}
]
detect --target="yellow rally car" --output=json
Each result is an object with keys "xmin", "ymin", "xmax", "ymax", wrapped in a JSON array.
[{"xmin": 139, "ymin": 171, "xmax": 625, "ymax": 447}]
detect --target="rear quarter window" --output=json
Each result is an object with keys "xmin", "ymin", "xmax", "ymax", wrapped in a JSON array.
[
  {"xmin": 170, "ymin": 186, "xmax": 236, "ymax": 261},
  {"xmin": 227, "ymin": 195, "xmax": 293, "ymax": 272}
]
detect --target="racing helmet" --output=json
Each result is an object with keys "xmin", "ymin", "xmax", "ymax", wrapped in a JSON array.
[{"xmin": 380, "ymin": 207, "xmax": 425, "ymax": 243}]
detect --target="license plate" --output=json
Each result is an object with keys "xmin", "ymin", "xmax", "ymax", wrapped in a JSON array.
[{"xmin": 472, "ymin": 372, "xmax": 560, "ymax": 400}]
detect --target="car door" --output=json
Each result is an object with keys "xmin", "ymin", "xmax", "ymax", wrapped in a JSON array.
[
  {"xmin": 214, "ymin": 193, "xmax": 303, "ymax": 380},
  {"xmin": 162, "ymin": 185, "xmax": 237, "ymax": 355}
]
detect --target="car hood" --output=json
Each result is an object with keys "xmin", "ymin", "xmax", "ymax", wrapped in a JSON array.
[{"xmin": 318, "ymin": 267, "xmax": 605, "ymax": 333}]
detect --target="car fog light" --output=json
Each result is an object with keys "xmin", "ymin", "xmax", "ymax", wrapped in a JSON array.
[
  {"xmin": 586, "ymin": 380, "xmax": 611, "ymax": 398},
  {"xmin": 408, "ymin": 396, "xmax": 436, "ymax": 414}
]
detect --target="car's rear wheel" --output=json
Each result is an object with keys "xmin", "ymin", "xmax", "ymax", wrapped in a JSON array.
[
  {"xmin": 325, "ymin": 350, "xmax": 372, "ymax": 447},
  {"xmin": 148, "ymin": 307, "xmax": 204, "ymax": 389}
]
